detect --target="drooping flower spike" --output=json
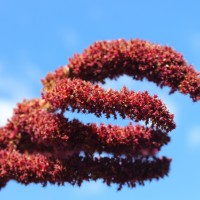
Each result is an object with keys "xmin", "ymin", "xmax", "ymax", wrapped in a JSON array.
[
  {"xmin": 43, "ymin": 39, "xmax": 200, "ymax": 101},
  {"xmin": 1, "ymin": 99, "xmax": 170, "ymax": 157},
  {"xmin": 0, "ymin": 149, "xmax": 171, "ymax": 190},
  {"xmin": 0, "ymin": 39, "xmax": 199, "ymax": 190}
]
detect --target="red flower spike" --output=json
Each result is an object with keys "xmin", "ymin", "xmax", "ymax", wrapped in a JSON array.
[
  {"xmin": 0, "ymin": 149, "xmax": 171, "ymax": 190},
  {"xmin": 42, "ymin": 78, "xmax": 175, "ymax": 132},
  {"xmin": 42, "ymin": 39, "xmax": 199, "ymax": 101},
  {"xmin": 0, "ymin": 99, "xmax": 170, "ymax": 158},
  {"xmin": 0, "ymin": 39, "xmax": 199, "ymax": 190}
]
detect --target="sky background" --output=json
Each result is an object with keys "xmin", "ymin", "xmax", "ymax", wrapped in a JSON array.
[{"xmin": 0, "ymin": 0, "xmax": 200, "ymax": 199}]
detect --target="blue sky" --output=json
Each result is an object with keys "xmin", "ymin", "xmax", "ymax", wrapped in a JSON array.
[{"xmin": 0, "ymin": 0, "xmax": 200, "ymax": 199}]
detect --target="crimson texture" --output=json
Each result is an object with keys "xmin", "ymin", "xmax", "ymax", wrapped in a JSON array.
[{"xmin": 0, "ymin": 39, "xmax": 199, "ymax": 190}]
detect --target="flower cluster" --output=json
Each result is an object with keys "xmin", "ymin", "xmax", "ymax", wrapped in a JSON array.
[
  {"xmin": 43, "ymin": 39, "xmax": 200, "ymax": 101},
  {"xmin": 1, "ymin": 99, "xmax": 170, "ymax": 157},
  {"xmin": 0, "ymin": 39, "xmax": 199, "ymax": 190},
  {"xmin": 42, "ymin": 78, "xmax": 175, "ymax": 132},
  {"xmin": 0, "ymin": 149, "xmax": 170, "ymax": 190}
]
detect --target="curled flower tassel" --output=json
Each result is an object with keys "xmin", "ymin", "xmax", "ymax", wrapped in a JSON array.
[
  {"xmin": 0, "ymin": 39, "xmax": 199, "ymax": 190},
  {"xmin": 42, "ymin": 78, "xmax": 175, "ymax": 132},
  {"xmin": 0, "ymin": 149, "xmax": 171, "ymax": 190},
  {"xmin": 0, "ymin": 99, "xmax": 170, "ymax": 157},
  {"xmin": 43, "ymin": 39, "xmax": 200, "ymax": 101}
]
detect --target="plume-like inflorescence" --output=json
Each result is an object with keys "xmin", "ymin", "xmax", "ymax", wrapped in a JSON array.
[{"xmin": 0, "ymin": 39, "xmax": 199, "ymax": 190}]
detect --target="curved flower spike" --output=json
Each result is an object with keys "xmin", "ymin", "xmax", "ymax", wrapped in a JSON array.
[
  {"xmin": 0, "ymin": 39, "xmax": 199, "ymax": 190},
  {"xmin": 43, "ymin": 39, "xmax": 200, "ymax": 101}
]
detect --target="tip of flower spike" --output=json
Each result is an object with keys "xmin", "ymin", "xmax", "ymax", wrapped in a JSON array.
[{"xmin": 42, "ymin": 66, "xmax": 72, "ymax": 92}]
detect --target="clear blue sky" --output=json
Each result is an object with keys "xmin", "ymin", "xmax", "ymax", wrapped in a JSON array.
[{"xmin": 0, "ymin": 0, "xmax": 200, "ymax": 199}]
